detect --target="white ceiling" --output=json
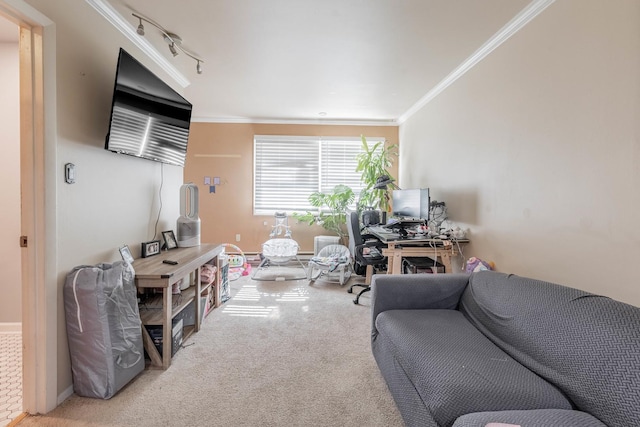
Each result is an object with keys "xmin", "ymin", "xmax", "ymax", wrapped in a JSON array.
[{"xmin": 12, "ymin": 1, "xmax": 546, "ymax": 124}]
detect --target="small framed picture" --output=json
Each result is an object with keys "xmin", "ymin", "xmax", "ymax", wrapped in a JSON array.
[
  {"xmin": 119, "ymin": 245, "xmax": 134, "ymax": 264},
  {"xmin": 141, "ymin": 240, "xmax": 161, "ymax": 258},
  {"xmin": 162, "ymin": 230, "xmax": 178, "ymax": 250}
]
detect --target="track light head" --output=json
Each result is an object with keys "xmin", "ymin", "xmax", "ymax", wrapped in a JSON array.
[
  {"xmin": 196, "ymin": 60, "xmax": 202, "ymax": 74},
  {"xmin": 164, "ymin": 33, "xmax": 181, "ymax": 57},
  {"xmin": 169, "ymin": 43, "xmax": 178, "ymax": 56},
  {"xmin": 136, "ymin": 18, "xmax": 145, "ymax": 35}
]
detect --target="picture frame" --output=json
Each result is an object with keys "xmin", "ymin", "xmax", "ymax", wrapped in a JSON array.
[
  {"xmin": 119, "ymin": 245, "xmax": 134, "ymax": 264},
  {"xmin": 162, "ymin": 230, "xmax": 178, "ymax": 250},
  {"xmin": 141, "ymin": 240, "xmax": 161, "ymax": 258}
]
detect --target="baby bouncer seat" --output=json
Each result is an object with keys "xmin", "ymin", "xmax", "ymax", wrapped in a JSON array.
[
  {"xmin": 307, "ymin": 244, "xmax": 353, "ymax": 285},
  {"xmin": 252, "ymin": 212, "xmax": 307, "ymax": 281}
]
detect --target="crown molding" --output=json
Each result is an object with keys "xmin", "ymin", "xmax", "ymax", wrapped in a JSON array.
[
  {"xmin": 398, "ymin": 0, "xmax": 556, "ymax": 124},
  {"xmin": 85, "ymin": 0, "xmax": 190, "ymax": 88},
  {"xmin": 191, "ymin": 116, "xmax": 399, "ymax": 127}
]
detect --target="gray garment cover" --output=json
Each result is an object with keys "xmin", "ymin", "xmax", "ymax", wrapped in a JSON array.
[{"xmin": 64, "ymin": 261, "xmax": 144, "ymax": 399}]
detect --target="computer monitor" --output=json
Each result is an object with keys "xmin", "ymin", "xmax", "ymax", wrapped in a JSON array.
[{"xmin": 391, "ymin": 188, "xmax": 430, "ymax": 220}]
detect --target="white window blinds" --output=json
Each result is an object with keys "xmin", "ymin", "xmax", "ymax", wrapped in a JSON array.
[{"xmin": 254, "ymin": 135, "xmax": 384, "ymax": 215}]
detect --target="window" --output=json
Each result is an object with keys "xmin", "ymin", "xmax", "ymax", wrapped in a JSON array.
[{"xmin": 254, "ymin": 135, "xmax": 384, "ymax": 215}]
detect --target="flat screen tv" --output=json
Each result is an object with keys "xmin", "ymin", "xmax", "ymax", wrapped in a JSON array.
[{"xmin": 104, "ymin": 48, "xmax": 192, "ymax": 167}]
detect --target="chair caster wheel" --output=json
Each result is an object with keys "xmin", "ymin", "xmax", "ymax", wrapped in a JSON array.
[
  {"xmin": 353, "ymin": 299, "xmax": 359, "ymax": 304},
  {"xmin": 347, "ymin": 288, "xmax": 353, "ymax": 293}
]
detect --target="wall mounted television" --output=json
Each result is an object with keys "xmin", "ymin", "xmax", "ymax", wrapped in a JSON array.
[{"xmin": 104, "ymin": 48, "xmax": 192, "ymax": 167}]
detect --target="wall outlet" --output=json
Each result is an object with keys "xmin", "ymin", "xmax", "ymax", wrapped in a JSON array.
[{"xmin": 235, "ymin": 234, "xmax": 241, "ymax": 242}]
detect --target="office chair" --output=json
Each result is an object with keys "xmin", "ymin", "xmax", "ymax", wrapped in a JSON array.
[{"xmin": 346, "ymin": 211, "xmax": 387, "ymax": 304}]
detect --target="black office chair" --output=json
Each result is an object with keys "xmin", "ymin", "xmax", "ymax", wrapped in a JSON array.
[{"xmin": 346, "ymin": 211, "xmax": 387, "ymax": 304}]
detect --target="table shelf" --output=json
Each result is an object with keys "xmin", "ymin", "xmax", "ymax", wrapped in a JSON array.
[{"xmin": 139, "ymin": 283, "xmax": 212, "ymax": 326}]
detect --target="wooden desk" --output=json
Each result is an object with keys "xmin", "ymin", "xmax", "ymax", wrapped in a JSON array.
[
  {"xmin": 133, "ymin": 243, "xmax": 224, "ymax": 369},
  {"xmin": 367, "ymin": 229, "xmax": 468, "ymax": 274}
]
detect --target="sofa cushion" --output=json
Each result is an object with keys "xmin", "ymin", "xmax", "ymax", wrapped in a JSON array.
[
  {"xmin": 460, "ymin": 271, "xmax": 640, "ymax": 427},
  {"xmin": 452, "ymin": 409, "xmax": 607, "ymax": 427},
  {"xmin": 375, "ymin": 309, "xmax": 572, "ymax": 427}
]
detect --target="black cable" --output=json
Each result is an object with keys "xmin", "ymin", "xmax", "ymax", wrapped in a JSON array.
[{"xmin": 152, "ymin": 163, "xmax": 164, "ymax": 241}]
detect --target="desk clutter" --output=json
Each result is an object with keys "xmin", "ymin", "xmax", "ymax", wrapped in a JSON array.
[{"xmin": 368, "ymin": 220, "xmax": 466, "ymax": 241}]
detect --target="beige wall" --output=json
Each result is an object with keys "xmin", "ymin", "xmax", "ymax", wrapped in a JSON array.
[
  {"xmin": 26, "ymin": 0, "xmax": 186, "ymax": 398},
  {"xmin": 185, "ymin": 123, "xmax": 398, "ymax": 253},
  {"xmin": 0, "ymin": 40, "xmax": 21, "ymax": 324},
  {"xmin": 400, "ymin": 0, "xmax": 640, "ymax": 306}
]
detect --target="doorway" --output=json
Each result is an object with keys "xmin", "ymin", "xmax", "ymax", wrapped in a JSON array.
[{"xmin": 0, "ymin": 14, "xmax": 23, "ymax": 425}]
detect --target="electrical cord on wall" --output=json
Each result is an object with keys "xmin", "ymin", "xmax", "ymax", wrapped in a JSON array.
[{"xmin": 152, "ymin": 163, "xmax": 164, "ymax": 241}]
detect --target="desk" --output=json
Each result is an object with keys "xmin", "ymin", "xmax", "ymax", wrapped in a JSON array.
[
  {"xmin": 133, "ymin": 243, "xmax": 224, "ymax": 369},
  {"xmin": 367, "ymin": 228, "xmax": 468, "ymax": 274}
]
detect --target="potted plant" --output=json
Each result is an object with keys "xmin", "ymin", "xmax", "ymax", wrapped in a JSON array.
[
  {"xmin": 355, "ymin": 135, "xmax": 398, "ymax": 218},
  {"xmin": 292, "ymin": 184, "xmax": 355, "ymax": 244}
]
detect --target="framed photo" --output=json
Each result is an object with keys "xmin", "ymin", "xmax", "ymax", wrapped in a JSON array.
[
  {"xmin": 141, "ymin": 240, "xmax": 161, "ymax": 258},
  {"xmin": 119, "ymin": 245, "xmax": 134, "ymax": 264},
  {"xmin": 162, "ymin": 230, "xmax": 178, "ymax": 250}
]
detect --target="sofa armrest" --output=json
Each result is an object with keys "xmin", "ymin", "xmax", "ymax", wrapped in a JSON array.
[
  {"xmin": 371, "ymin": 273, "xmax": 470, "ymax": 338},
  {"xmin": 452, "ymin": 409, "xmax": 607, "ymax": 427}
]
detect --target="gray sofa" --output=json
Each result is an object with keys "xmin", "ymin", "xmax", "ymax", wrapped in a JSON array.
[{"xmin": 371, "ymin": 271, "xmax": 640, "ymax": 427}]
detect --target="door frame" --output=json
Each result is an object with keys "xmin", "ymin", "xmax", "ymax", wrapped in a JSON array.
[{"xmin": 1, "ymin": 0, "xmax": 57, "ymax": 414}]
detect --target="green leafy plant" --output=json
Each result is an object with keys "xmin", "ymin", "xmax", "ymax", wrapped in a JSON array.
[
  {"xmin": 355, "ymin": 135, "xmax": 398, "ymax": 213},
  {"xmin": 292, "ymin": 184, "xmax": 355, "ymax": 243}
]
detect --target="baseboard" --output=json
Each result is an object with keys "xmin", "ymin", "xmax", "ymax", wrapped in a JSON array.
[
  {"xmin": 6, "ymin": 412, "xmax": 28, "ymax": 427},
  {"xmin": 57, "ymin": 385, "xmax": 74, "ymax": 405},
  {"xmin": 246, "ymin": 252, "xmax": 313, "ymax": 267},
  {"xmin": 0, "ymin": 323, "xmax": 21, "ymax": 333}
]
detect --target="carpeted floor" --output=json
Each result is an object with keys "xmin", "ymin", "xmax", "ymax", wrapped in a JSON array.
[{"xmin": 18, "ymin": 271, "xmax": 403, "ymax": 427}]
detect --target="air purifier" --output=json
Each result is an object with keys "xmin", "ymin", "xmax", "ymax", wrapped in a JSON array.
[{"xmin": 177, "ymin": 183, "xmax": 201, "ymax": 247}]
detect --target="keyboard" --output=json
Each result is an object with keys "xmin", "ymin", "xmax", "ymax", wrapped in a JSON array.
[{"xmin": 367, "ymin": 226, "xmax": 396, "ymax": 235}]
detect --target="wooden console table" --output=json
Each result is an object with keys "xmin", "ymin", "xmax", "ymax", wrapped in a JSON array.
[{"xmin": 133, "ymin": 243, "xmax": 224, "ymax": 369}]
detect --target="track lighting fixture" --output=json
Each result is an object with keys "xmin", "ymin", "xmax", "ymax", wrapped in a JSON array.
[{"xmin": 132, "ymin": 12, "xmax": 204, "ymax": 74}]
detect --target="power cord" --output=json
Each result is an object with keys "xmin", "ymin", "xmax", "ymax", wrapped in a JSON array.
[{"xmin": 152, "ymin": 163, "xmax": 164, "ymax": 241}]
